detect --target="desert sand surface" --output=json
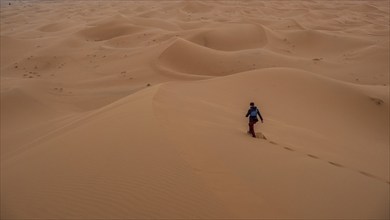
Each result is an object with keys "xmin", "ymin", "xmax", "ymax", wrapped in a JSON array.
[{"xmin": 1, "ymin": 0, "xmax": 389, "ymax": 219}]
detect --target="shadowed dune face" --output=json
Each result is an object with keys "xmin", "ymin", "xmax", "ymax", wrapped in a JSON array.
[
  {"xmin": 79, "ymin": 24, "xmax": 142, "ymax": 41},
  {"xmin": 77, "ymin": 19, "xmax": 145, "ymax": 41},
  {"xmin": 188, "ymin": 24, "xmax": 268, "ymax": 51},
  {"xmin": 1, "ymin": 0, "xmax": 389, "ymax": 219},
  {"xmin": 157, "ymin": 38, "xmax": 246, "ymax": 76}
]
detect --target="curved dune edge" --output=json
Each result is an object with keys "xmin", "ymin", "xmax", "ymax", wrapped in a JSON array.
[
  {"xmin": 1, "ymin": 0, "xmax": 389, "ymax": 219},
  {"xmin": 2, "ymin": 68, "xmax": 389, "ymax": 219},
  {"xmin": 187, "ymin": 23, "xmax": 268, "ymax": 51},
  {"xmin": 157, "ymin": 38, "xmax": 308, "ymax": 77}
]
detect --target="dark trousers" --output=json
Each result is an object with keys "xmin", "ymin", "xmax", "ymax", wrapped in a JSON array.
[{"xmin": 248, "ymin": 118, "xmax": 258, "ymax": 137}]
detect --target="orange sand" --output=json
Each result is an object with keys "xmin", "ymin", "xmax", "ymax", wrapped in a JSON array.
[{"xmin": 1, "ymin": 0, "xmax": 389, "ymax": 219}]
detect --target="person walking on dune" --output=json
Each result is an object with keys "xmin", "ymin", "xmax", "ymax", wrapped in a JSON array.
[{"xmin": 245, "ymin": 102, "xmax": 264, "ymax": 138}]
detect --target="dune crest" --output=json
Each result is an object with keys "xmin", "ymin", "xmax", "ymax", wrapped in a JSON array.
[
  {"xmin": 1, "ymin": 0, "xmax": 389, "ymax": 219},
  {"xmin": 188, "ymin": 23, "xmax": 268, "ymax": 51},
  {"xmin": 77, "ymin": 16, "xmax": 145, "ymax": 41}
]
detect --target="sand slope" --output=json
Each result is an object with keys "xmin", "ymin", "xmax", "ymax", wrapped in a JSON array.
[{"xmin": 1, "ymin": 0, "xmax": 389, "ymax": 219}]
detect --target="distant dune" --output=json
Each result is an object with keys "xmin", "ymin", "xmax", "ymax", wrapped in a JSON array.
[{"xmin": 1, "ymin": 0, "xmax": 389, "ymax": 219}]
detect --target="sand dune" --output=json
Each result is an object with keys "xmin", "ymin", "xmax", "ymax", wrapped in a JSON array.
[
  {"xmin": 1, "ymin": 0, "xmax": 389, "ymax": 219},
  {"xmin": 78, "ymin": 23, "xmax": 143, "ymax": 41},
  {"xmin": 280, "ymin": 30, "xmax": 373, "ymax": 57},
  {"xmin": 188, "ymin": 24, "xmax": 268, "ymax": 51}
]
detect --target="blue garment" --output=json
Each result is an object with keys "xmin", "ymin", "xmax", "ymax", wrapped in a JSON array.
[{"xmin": 245, "ymin": 106, "xmax": 263, "ymax": 122}]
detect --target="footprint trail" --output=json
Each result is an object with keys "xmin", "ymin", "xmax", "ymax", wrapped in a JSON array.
[{"xmin": 254, "ymin": 132, "xmax": 389, "ymax": 185}]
